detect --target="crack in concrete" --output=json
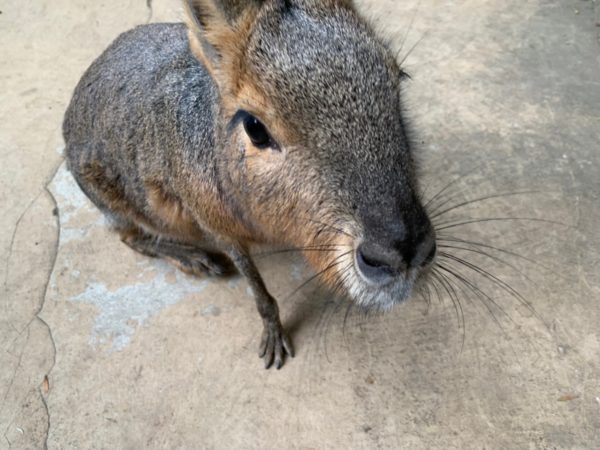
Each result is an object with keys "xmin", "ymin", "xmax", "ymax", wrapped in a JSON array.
[
  {"xmin": 0, "ymin": 327, "xmax": 30, "ymax": 418},
  {"xmin": 0, "ymin": 185, "xmax": 60, "ymax": 448},
  {"xmin": 2, "ymin": 161, "xmax": 65, "ymax": 448},
  {"xmin": 3, "ymin": 192, "xmax": 42, "ymax": 317},
  {"xmin": 1, "ymin": 153, "xmax": 71, "ymax": 446},
  {"xmin": 37, "ymin": 336, "xmax": 53, "ymax": 450},
  {"xmin": 0, "ymin": 177, "xmax": 58, "ymax": 443},
  {"xmin": 33, "ymin": 165, "xmax": 62, "ymax": 449},
  {"xmin": 4, "ymin": 316, "xmax": 36, "ymax": 352}
]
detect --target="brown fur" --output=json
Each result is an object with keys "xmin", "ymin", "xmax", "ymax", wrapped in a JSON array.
[
  {"xmin": 145, "ymin": 181, "xmax": 206, "ymax": 241},
  {"xmin": 185, "ymin": 0, "xmax": 260, "ymax": 96},
  {"xmin": 79, "ymin": 161, "xmax": 130, "ymax": 214}
]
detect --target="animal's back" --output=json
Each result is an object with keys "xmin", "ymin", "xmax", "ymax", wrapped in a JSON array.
[{"xmin": 64, "ymin": 22, "xmax": 217, "ymax": 219}]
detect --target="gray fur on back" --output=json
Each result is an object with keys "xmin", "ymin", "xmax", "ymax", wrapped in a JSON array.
[{"xmin": 64, "ymin": 23, "xmax": 218, "ymax": 215}]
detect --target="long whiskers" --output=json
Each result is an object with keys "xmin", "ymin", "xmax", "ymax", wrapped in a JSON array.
[
  {"xmin": 436, "ymin": 263, "xmax": 512, "ymax": 332},
  {"xmin": 436, "ymin": 234, "xmax": 564, "ymax": 279},
  {"xmin": 430, "ymin": 269, "xmax": 465, "ymax": 350},
  {"xmin": 434, "ymin": 216, "xmax": 570, "ymax": 231},
  {"xmin": 437, "ymin": 251, "xmax": 542, "ymax": 324},
  {"xmin": 254, "ymin": 244, "xmax": 348, "ymax": 259},
  {"xmin": 417, "ymin": 159, "xmax": 569, "ymax": 343},
  {"xmin": 429, "ymin": 190, "xmax": 542, "ymax": 220},
  {"xmin": 283, "ymin": 250, "xmax": 352, "ymax": 303}
]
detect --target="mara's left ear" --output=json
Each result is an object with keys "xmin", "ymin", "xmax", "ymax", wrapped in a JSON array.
[{"xmin": 183, "ymin": 0, "xmax": 262, "ymax": 86}]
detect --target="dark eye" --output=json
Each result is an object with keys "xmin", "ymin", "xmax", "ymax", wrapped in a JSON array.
[{"xmin": 243, "ymin": 114, "xmax": 271, "ymax": 148}]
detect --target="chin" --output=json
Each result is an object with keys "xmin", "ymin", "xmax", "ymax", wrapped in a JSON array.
[{"xmin": 342, "ymin": 268, "xmax": 419, "ymax": 313}]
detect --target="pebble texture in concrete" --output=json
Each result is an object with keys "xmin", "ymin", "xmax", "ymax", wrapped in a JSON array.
[{"xmin": 1, "ymin": 0, "xmax": 599, "ymax": 448}]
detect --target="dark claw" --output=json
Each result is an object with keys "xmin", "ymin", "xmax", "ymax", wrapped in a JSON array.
[
  {"xmin": 274, "ymin": 342, "xmax": 283, "ymax": 370},
  {"xmin": 264, "ymin": 333, "xmax": 275, "ymax": 368},
  {"xmin": 258, "ymin": 322, "xmax": 294, "ymax": 369},
  {"xmin": 258, "ymin": 329, "xmax": 268, "ymax": 358},
  {"xmin": 282, "ymin": 334, "xmax": 294, "ymax": 358}
]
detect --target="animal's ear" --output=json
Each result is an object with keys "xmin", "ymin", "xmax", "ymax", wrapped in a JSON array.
[{"xmin": 184, "ymin": 0, "xmax": 262, "ymax": 79}]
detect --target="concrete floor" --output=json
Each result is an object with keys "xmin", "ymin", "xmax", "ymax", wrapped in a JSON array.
[{"xmin": 2, "ymin": 0, "xmax": 599, "ymax": 448}]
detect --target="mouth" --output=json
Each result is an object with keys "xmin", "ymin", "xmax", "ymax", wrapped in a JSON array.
[
  {"xmin": 337, "ymin": 250, "xmax": 432, "ymax": 312},
  {"xmin": 331, "ymin": 236, "xmax": 436, "ymax": 311}
]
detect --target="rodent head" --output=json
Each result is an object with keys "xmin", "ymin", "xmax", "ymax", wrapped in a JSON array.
[{"xmin": 185, "ymin": 0, "xmax": 436, "ymax": 311}]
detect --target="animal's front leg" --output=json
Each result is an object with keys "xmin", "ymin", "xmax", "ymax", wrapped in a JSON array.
[{"xmin": 228, "ymin": 246, "xmax": 294, "ymax": 369}]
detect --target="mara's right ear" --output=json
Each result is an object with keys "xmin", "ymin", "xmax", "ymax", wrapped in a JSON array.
[{"xmin": 183, "ymin": 0, "xmax": 262, "ymax": 83}]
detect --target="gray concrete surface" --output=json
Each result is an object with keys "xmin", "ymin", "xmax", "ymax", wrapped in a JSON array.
[{"xmin": 1, "ymin": 0, "xmax": 599, "ymax": 448}]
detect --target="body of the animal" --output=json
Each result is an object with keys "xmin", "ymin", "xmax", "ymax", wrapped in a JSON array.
[{"xmin": 63, "ymin": 0, "xmax": 436, "ymax": 369}]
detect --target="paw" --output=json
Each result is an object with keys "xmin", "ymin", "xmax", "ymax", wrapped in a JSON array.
[{"xmin": 258, "ymin": 321, "xmax": 294, "ymax": 369}]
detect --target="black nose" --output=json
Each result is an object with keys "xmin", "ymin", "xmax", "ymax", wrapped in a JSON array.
[
  {"xmin": 356, "ymin": 242, "xmax": 403, "ymax": 284},
  {"xmin": 356, "ymin": 233, "xmax": 436, "ymax": 285}
]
